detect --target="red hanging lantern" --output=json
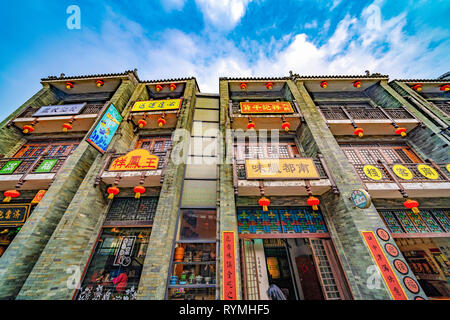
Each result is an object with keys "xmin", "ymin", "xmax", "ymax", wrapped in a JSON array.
[
  {"xmin": 66, "ymin": 82, "xmax": 74, "ymax": 90},
  {"xmin": 440, "ymin": 84, "xmax": 450, "ymax": 92},
  {"xmin": 3, "ymin": 190, "xmax": 20, "ymax": 203},
  {"xmin": 353, "ymin": 81, "xmax": 361, "ymax": 88},
  {"xmin": 138, "ymin": 119, "xmax": 147, "ymax": 128},
  {"xmin": 281, "ymin": 122, "xmax": 291, "ymax": 132},
  {"xmin": 258, "ymin": 197, "xmax": 270, "ymax": 211},
  {"xmin": 155, "ymin": 84, "xmax": 163, "ymax": 92},
  {"xmin": 354, "ymin": 127, "xmax": 364, "ymax": 138},
  {"xmin": 404, "ymin": 199, "xmax": 419, "ymax": 214},
  {"xmin": 158, "ymin": 117, "xmax": 166, "ymax": 127},
  {"xmin": 170, "ymin": 83, "xmax": 177, "ymax": 91},
  {"xmin": 266, "ymin": 82, "xmax": 274, "ymax": 90},
  {"xmin": 412, "ymin": 84, "xmax": 422, "ymax": 92},
  {"xmin": 395, "ymin": 127, "xmax": 407, "ymax": 137},
  {"xmin": 307, "ymin": 196, "xmax": 320, "ymax": 211},
  {"xmin": 96, "ymin": 80, "xmax": 104, "ymax": 88},
  {"xmin": 107, "ymin": 186, "xmax": 119, "ymax": 200},
  {"xmin": 62, "ymin": 123, "xmax": 73, "ymax": 132},
  {"xmin": 134, "ymin": 186, "xmax": 146, "ymax": 199},
  {"xmin": 320, "ymin": 81, "xmax": 328, "ymax": 88},
  {"xmin": 240, "ymin": 82, "xmax": 247, "ymax": 90},
  {"xmin": 23, "ymin": 125, "xmax": 34, "ymax": 134},
  {"xmin": 247, "ymin": 122, "xmax": 255, "ymax": 130}
]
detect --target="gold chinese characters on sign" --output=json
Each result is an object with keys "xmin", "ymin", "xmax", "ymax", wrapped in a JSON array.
[
  {"xmin": 0, "ymin": 204, "xmax": 31, "ymax": 226},
  {"xmin": 392, "ymin": 165, "xmax": 413, "ymax": 180},
  {"xmin": 245, "ymin": 158, "xmax": 320, "ymax": 179},
  {"xmin": 131, "ymin": 99, "xmax": 181, "ymax": 112},
  {"xmin": 109, "ymin": 149, "xmax": 159, "ymax": 171},
  {"xmin": 240, "ymin": 101, "xmax": 294, "ymax": 114}
]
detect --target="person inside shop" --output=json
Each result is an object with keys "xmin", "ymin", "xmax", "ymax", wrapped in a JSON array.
[
  {"xmin": 112, "ymin": 269, "xmax": 129, "ymax": 293},
  {"xmin": 267, "ymin": 284, "xmax": 287, "ymax": 300}
]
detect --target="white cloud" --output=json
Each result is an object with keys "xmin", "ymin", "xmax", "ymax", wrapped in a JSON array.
[
  {"xmin": 304, "ymin": 20, "xmax": 317, "ymax": 29},
  {"xmin": 161, "ymin": 0, "xmax": 186, "ymax": 12},
  {"xmin": 195, "ymin": 0, "xmax": 252, "ymax": 30}
]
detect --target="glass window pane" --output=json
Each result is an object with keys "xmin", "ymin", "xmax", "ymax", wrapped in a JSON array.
[
  {"xmin": 193, "ymin": 109, "xmax": 219, "ymax": 121},
  {"xmin": 76, "ymin": 227, "xmax": 151, "ymax": 300},
  {"xmin": 179, "ymin": 210, "xmax": 216, "ymax": 240},
  {"xmin": 196, "ymin": 97, "xmax": 219, "ymax": 109},
  {"xmin": 180, "ymin": 180, "xmax": 217, "ymax": 207}
]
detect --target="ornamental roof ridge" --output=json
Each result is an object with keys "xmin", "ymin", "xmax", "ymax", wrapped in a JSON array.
[
  {"xmin": 41, "ymin": 69, "xmax": 140, "ymax": 82},
  {"xmin": 293, "ymin": 74, "xmax": 388, "ymax": 79},
  {"xmin": 140, "ymin": 77, "xmax": 200, "ymax": 92},
  {"xmin": 219, "ymin": 76, "xmax": 290, "ymax": 81},
  {"xmin": 392, "ymin": 79, "xmax": 450, "ymax": 83}
]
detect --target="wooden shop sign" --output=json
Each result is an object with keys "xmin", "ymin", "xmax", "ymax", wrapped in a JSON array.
[
  {"xmin": 0, "ymin": 204, "xmax": 31, "ymax": 226},
  {"xmin": 245, "ymin": 158, "xmax": 320, "ymax": 179},
  {"xmin": 131, "ymin": 99, "xmax": 182, "ymax": 112},
  {"xmin": 240, "ymin": 101, "xmax": 294, "ymax": 114},
  {"xmin": 222, "ymin": 231, "xmax": 237, "ymax": 300},
  {"xmin": 109, "ymin": 149, "xmax": 159, "ymax": 171}
]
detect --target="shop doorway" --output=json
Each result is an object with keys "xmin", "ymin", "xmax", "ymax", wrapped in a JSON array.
[
  {"xmin": 241, "ymin": 237, "xmax": 351, "ymax": 300},
  {"xmin": 395, "ymin": 237, "xmax": 450, "ymax": 299}
]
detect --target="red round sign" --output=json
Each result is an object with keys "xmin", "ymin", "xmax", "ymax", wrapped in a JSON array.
[
  {"xmin": 403, "ymin": 276, "xmax": 420, "ymax": 294},
  {"xmin": 394, "ymin": 259, "xmax": 409, "ymax": 275},
  {"xmin": 385, "ymin": 243, "xmax": 399, "ymax": 257},
  {"xmin": 376, "ymin": 228, "xmax": 390, "ymax": 241}
]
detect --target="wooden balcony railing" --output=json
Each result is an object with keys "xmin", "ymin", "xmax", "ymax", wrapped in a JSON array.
[
  {"xmin": 0, "ymin": 155, "xmax": 68, "ymax": 175},
  {"xmin": 352, "ymin": 161, "xmax": 449, "ymax": 184},
  {"xmin": 319, "ymin": 105, "xmax": 415, "ymax": 120}
]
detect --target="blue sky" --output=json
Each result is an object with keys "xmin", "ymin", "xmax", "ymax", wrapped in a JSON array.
[{"xmin": 0, "ymin": 0, "xmax": 449, "ymax": 121}]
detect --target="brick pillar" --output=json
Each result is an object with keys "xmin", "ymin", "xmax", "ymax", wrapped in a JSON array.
[
  {"xmin": 218, "ymin": 80, "xmax": 242, "ymax": 300},
  {"xmin": 136, "ymin": 80, "xmax": 197, "ymax": 300},
  {"xmin": 0, "ymin": 81, "xmax": 135, "ymax": 300},
  {"xmin": 289, "ymin": 80, "xmax": 427, "ymax": 299},
  {"xmin": 14, "ymin": 81, "xmax": 137, "ymax": 300}
]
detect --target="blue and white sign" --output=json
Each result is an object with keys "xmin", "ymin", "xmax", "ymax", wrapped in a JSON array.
[
  {"xmin": 32, "ymin": 103, "xmax": 86, "ymax": 117},
  {"xmin": 350, "ymin": 189, "xmax": 371, "ymax": 209},
  {"xmin": 87, "ymin": 103, "xmax": 122, "ymax": 154}
]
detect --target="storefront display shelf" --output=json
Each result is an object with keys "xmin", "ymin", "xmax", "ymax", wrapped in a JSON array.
[{"xmin": 168, "ymin": 284, "xmax": 216, "ymax": 289}]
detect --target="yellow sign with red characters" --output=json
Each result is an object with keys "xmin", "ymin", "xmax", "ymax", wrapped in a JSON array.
[
  {"xmin": 240, "ymin": 101, "xmax": 294, "ymax": 114},
  {"xmin": 131, "ymin": 99, "xmax": 182, "ymax": 112},
  {"xmin": 109, "ymin": 149, "xmax": 159, "ymax": 171},
  {"xmin": 245, "ymin": 158, "xmax": 320, "ymax": 179}
]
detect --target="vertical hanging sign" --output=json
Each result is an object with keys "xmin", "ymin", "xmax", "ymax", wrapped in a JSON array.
[
  {"xmin": 361, "ymin": 231, "xmax": 408, "ymax": 300},
  {"xmin": 86, "ymin": 103, "xmax": 122, "ymax": 154},
  {"xmin": 222, "ymin": 231, "xmax": 237, "ymax": 300}
]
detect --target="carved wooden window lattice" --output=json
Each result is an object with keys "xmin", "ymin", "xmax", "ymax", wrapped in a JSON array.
[
  {"xmin": 340, "ymin": 143, "xmax": 421, "ymax": 164},
  {"xmin": 105, "ymin": 197, "xmax": 158, "ymax": 223}
]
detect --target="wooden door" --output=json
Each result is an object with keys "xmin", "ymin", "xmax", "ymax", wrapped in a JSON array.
[{"xmin": 295, "ymin": 255, "xmax": 324, "ymax": 300}]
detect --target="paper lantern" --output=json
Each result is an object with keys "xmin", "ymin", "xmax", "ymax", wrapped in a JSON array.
[
  {"xmin": 412, "ymin": 84, "xmax": 422, "ymax": 92},
  {"xmin": 138, "ymin": 119, "xmax": 147, "ymax": 129},
  {"xmin": 96, "ymin": 80, "xmax": 104, "ymax": 88},
  {"xmin": 107, "ymin": 186, "xmax": 119, "ymax": 200},
  {"xmin": 354, "ymin": 127, "xmax": 364, "ymax": 138},
  {"xmin": 66, "ymin": 82, "xmax": 74, "ymax": 89},
  {"xmin": 3, "ymin": 190, "xmax": 20, "ymax": 203},
  {"xmin": 22, "ymin": 125, "xmax": 34, "ymax": 134},
  {"xmin": 440, "ymin": 84, "xmax": 450, "ymax": 92},
  {"xmin": 266, "ymin": 82, "xmax": 274, "ymax": 90},
  {"xmin": 353, "ymin": 81, "xmax": 361, "ymax": 88},
  {"xmin": 170, "ymin": 83, "xmax": 177, "ymax": 91},
  {"xmin": 307, "ymin": 196, "xmax": 320, "ymax": 211},
  {"xmin": 134, "ymin": 186, "xmax": 146, "ymax": 199},
  {"xmin": 404, "ymin": 199, "xmax": 419, "ymax": 214},
  {"xmin": 281, "ymin": 122, "xmax": 290, "ymax": 132},
  {"xmin": 62, "ymin": 123, "xmax": 73, "ymax": 132},
  {"xmin": 258, "ymin": 197, "xmax": 270, "ymax": 211},
  {"xmin": 247, "ymin": 122, "xmax": 255, "ymax": 130},
  {"xmin": 395, "ymin": 127, "xmax": 407, "ymax": 137},
  {"xmin": 320, "ymin": 81, "xmax": 328, "ymax": 88},
  {"xmin": 155, "ymin": 84, "xmax": 163, "ymax": 92},
  {"xmin": 158, "ymin": 117, "xmax": 167, "ymax": 127},
  {"xmin": 240, "ymin": 82, "xmax": 247, "ymax": 90}
]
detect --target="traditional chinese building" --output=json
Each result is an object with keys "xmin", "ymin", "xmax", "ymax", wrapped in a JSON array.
[{"xmin": 0, "ymin": 70, "xmax": 448, "ymax": 300}]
